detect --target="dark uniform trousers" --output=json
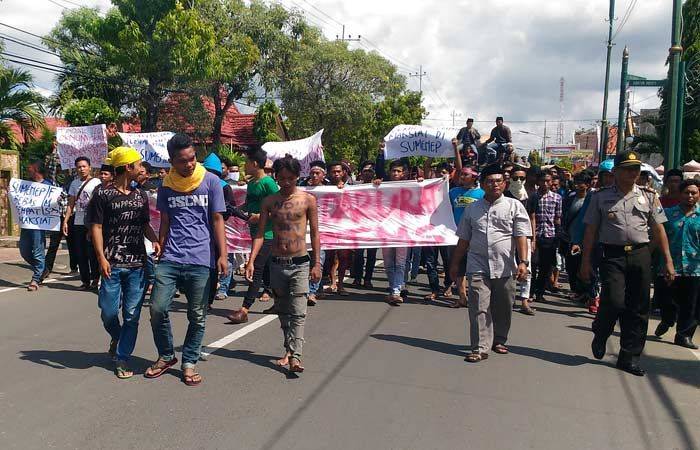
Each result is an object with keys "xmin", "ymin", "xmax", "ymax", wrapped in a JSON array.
[{"xmin": 594, "ymin": 244, "xmax": 652, "ymax": 356}]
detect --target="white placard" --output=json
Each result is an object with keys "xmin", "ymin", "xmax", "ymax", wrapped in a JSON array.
[
  {"xmin": 118, "ymin": 131, "xmax": 174, "ymax": 167},
  {"xmin": 56, "ymin": 124, "xmax": 108, "ymax": 168},
  {"xmin": 262, "ymin": 129, "xmax": 324, "ymax": 176},
  {"xmin": 8, "ymin": 178, "xmax": 63, "ymax": 231},
  {"xmin": 383, "ymin": 125, "xmax": 460, "ymax": 159}
]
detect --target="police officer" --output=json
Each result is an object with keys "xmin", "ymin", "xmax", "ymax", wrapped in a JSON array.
[{"xmin": 579, "ymin": 150, "xmax": 675, "ymax": 376}]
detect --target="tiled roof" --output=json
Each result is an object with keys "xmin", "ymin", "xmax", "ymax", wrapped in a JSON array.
[{"xmin": 5, "ymin": 117, "xmax": 68, "ymax": 144}]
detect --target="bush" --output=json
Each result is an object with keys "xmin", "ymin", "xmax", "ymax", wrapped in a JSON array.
[{"xmin": 64, "ymin": 97, "xmax": 119, "ymax": 126}]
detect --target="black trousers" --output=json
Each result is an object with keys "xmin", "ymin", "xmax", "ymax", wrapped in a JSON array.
[
  {"xmin": 562, "ymin": 241, "xmax": 582, "ymax": 294},
  {"xmin": 669, "ymin": 276, "xmax": 700, "ymax": 339},
  {"xmin": 243, "ymin": 239, "xmax": 272, "ymax": 309},
  {"xmin": 594, "ymin": 245, "xmax": 652, "ymax": 356},
  {"xmin": 352, "ymin": 248, "xmax": 377, "ymax": 283},
  {"xmin": 425, "ymin": 245, "xmax": 452, "ymax": 293},
  {"xmin": 655, "ymin": 275, "xmax": 677, "ymax": 327},
  {"xmin": 44, "ymin": 230, "xmax": 63, "ymax": 274},
  {"xmin": 533, "ymin": 237, "xmax": 558, "ymax": 296},
  {"xmin": 65, "ymin": 215, "xmax": 78, "ymax": 271},
  {"xmin": 71, "ymin": 224, "xmax": 98, "ymax": 285}
]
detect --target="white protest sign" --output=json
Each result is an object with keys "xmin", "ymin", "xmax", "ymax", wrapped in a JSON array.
[
  {"xmin": 383, "ymin": 125, "xmax": 460, "ymax": 159},
  {"xmin": 118, "ymin": 131, "xmax": 174, "ymax": 168},
  {"xmin": 8, "ymin": 178, "xmax": 63, "ymax": 231},
  {"xmin": 262, "ymin": 129, "xmax": 324, "ymax": 176},
  {"xmin": 56, "ymin": 124, "xmax": 108, "ymax": 168}
]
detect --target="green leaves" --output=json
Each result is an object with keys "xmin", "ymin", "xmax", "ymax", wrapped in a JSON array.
[
  {"xmin": 0, "ymin": 66, "xmax": 45, "ymax": 150},
  {"xmin": 63, "ymin": 97, "xmax": 119, "ymax": 126}
]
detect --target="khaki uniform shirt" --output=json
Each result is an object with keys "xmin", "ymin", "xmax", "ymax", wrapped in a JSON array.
[
  {"xmin": 583, "ymin": 184, "xmax": 666, "ymax": 245},
  {"xmin": 456, "ymin": 195, "xmax": 532, "ymax": 279}
]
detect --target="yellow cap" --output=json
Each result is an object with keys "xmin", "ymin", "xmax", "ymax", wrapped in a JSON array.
[{"xmin": 109, "ymin": 146, "xmax": 142, "ymax": 168}]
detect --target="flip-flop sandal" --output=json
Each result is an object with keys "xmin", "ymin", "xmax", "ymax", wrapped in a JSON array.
[
  {"xmin": 492, "ymin": 344, "xmax": 509, "ymax": 354},
  {"xmin": 289, "ymin": 358, "xmax": 305, "ymax": 373},
  {"xmin": 465, "ymin": 352, "xmax": 488, "ymax": 363},
  {"xmin": 259, "ymin": 290, "xmax": 273, "ymax": 302},
  {"xmin": 115, "ymin": 364, "xmax": 133, "ymax": 379},
  {"xmin": 27, "ymin": 282, "xmax": 39, "ymax": 292},
  {"xmin": 182, "ymin": 372, "xmax": 202, "ymax": 386},
  {"xmin": 520, "ymin": 306, "xmax": 536, "ymax": 316},
  {"xmin": 144, "ymin": 357, "xmax": 178, "ymax": 379}
]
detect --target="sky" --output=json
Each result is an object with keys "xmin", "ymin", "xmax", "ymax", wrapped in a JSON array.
[{"xmin": 0, "ymin": 0, "xmax": 674, "ymax": 151}]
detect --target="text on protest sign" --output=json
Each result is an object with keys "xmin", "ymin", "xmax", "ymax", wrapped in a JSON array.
[
  {"xmin": 262, "ymin": 129, "xmax": 324, "ymax": 177},
  {"xmin": 148, "ymin": 179, "xmax": 458, "ymax": 252},
  {"xmin": 8, "ymin": 178, "xmax": 63, "ymax": 231},
  {"xmin": 56, "ymin": 124, "xmax": 108, "ymax": 169},
  {"xmin": 383, "ymin": 125, "xmax": 460, "ymax": 159},
  {"xmin": 118, "ymin": 132, "xmax": 174, "ymax": 168}
]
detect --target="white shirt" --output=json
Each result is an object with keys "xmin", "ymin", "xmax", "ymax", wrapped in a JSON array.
[{"xmin": 68, "ymin": 177, "xmax": 101, "ymax": 225}]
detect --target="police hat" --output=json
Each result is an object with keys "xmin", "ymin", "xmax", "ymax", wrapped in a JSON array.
[{"xmin": 614, "ymin": 150, "xmax": 642, "ymax": 168}]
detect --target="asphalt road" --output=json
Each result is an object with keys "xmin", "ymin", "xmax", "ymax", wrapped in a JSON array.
[{"xmin": 0, "ymin": 255, "xmax": 698, "ymax": 450}]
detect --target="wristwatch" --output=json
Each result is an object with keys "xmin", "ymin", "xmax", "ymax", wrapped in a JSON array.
[{"xmin": 518, "ymin": 260, "xmax": 530, "ymax": 267}]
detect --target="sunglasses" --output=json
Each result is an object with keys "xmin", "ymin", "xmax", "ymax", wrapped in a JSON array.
[{"xmin": 511, "ymin": 176, "xmax": 525, "ymax": 181}]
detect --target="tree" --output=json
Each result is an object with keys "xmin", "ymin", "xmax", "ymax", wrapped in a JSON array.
[
  {"xmin": 253, "ymin": 100, "xmax": 282, "ymax": 143},
  {"xmin": 0, "ymin": 66, "xmax": 45, "ymax": 150},
  {"xmin": 528, "ymin": 150, "xmax": 543, "ymax": 167},
  {"xmin": 63, "ymin": 97, "xmax": 119, "ymax": 126},
  {"xmin": 46, "ymin": 1, "xmax": 213, "ymax": 131}
]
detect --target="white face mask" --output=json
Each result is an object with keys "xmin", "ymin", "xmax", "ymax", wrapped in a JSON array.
[
  {"xmin": 228, "ymin": 172, "xmax": 240, "ymax": 181},
  {"xmin": 509, "ymin": 179, "xmax": 525, "ymax": 192}
]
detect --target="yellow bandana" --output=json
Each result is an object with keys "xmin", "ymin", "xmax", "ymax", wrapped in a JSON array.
[{"xmin": 163, "ymin": 162, "xmax": 206, "ymax": 192}]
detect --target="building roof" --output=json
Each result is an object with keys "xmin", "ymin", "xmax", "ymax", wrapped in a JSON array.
[{"xmin": 5, "ymin": 117, "xmax": 68, "ymax": 144}]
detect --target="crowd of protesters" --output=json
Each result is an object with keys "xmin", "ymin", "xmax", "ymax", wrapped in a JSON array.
[{"xmin": 15, "ymin": 117, "xmax": 700, "ymax": 383}]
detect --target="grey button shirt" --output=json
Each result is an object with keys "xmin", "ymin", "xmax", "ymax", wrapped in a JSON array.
[
  {"xmin": 456, "ymin": 195, "xmax": 532, "ymax": 279},
  {"xmin": 583, "ymin": 184, "xmax": 667, "ymax": 245}
]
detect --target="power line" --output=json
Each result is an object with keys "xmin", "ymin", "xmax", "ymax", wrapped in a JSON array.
[
  {"xmin": 361, "ymin": 36, "xmax": 417, "ymax": 72},
  {"xmin": 0, "ymin": 33, "xmax": 61, "ymax": 57},
  {"xmin": 46, "ymin": 0, "xmax": 71, "ymax": 9},
  {"xmin": 299, "ymin": 0, "xmax": 343, "ymax": 27},
  {"xmin": 612, "ymin": 0, "xmax": 638, "ymax": 40}
]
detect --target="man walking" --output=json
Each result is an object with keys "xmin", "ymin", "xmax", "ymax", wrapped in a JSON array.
[
  {"xmin": 528, "ymin": 171, "xmax": 562, "ymax": 302},
  {"xmin": 145, "ymin": 134, "xmax": 227, "ymax": 386},
  {"xmin": 227, "ymin": 147, "xmax": 279, "ymax": 324},
  {"xmin": 19, "ymin": 160, "xmax": 53, "ymax": 291},
  {"xmin": 246, "ymin": 155, "xmax": 321, "ymax": 373},
  {"xmin": 581, "ymin": 151, "xmax": 675, "ymax": 376},
  {"xmin": 87, "ymin": 147, "xmax": 160, "ymax": 379},
  {"xmin": 450, "ymin": 164, "xmax": 531, "ymax": 362},
  {"xmin": 63, "ymin": 157, "xmax": 101, "ymax": 290}
]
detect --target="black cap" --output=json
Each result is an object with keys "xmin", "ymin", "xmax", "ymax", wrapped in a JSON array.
[
  {"xmin": 100, "ymin": 164, "xmax": 114, "ymax": 174},
  {"xmin": 614, "ymin": 150, "xmax": 642, "ymax": 168},
  {"xmin": 479, "ymin": 163, "xmax": 504, "ymax": 182}
]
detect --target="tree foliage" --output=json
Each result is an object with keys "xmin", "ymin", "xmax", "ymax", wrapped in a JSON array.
[
  {"xmin": 64, "ymin": 97, "xmax": 119, "ymax": 126},
  {"xmin": 253, "ymin": 101, "xmax": 282, "ymax": 143},
  {"xmin": 0, "ymin": 65, "xmax": 45, "ymax": 150}
]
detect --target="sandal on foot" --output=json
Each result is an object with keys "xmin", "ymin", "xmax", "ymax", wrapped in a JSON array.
[
  {"xmin": 144, "ymin": 357, "xmax": 178, "ymax": 379},
  {"xmin": 182, "ymin": 372, "xmax": 202, "ymax": 387},
  {"xmin": 520, "ymin": 305, "xmax": 536, "ymax": 316},
  {"xmin": 289, "ymin": 358, "xmax": 305, "ymax": 373},
  {"xmin": 423, "ymin": 293, "xmax": 438, "ymax": 304},
  {"xmin": 115, "ymin": 362, "xmax": 133, "ymax": 379},
  {"xmin": 27, "ymin": 281, "xmax": 39, "ymax": 292},
  {"xmin": 465, "ymin": 352, "xmax": 488, "ymax": 363},
  {"xmin": 492, "ymin": 344, "xmax": 509, "ymax": 354}
]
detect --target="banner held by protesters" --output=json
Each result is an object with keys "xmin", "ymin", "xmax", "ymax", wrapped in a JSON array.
[
  {"xmin": 262, "ymin": 129, "xmax": 324, "ymax": 177},
  {"xmin": 383, "ymin": 125, "xmax": 460, "ymax": 159},
  {"xmin": 56, "ymin": 124, "xmax": 108, "ymax": 168},
  {"xmin": 8, "ymin": 178, "xmax": 63, "ymax": 231},
  {"xmin": 118, "ymin": 131, "xmax": 174, "ymax": 168}
]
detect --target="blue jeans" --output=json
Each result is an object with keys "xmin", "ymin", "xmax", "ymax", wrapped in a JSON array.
[
  {"xmin": 217, "ymin": 253, "xmax": 237, "ymax": 297},
  {"xmin": 309, "ymin": 250, "xmax": 326, "ymax": 294},
  {"xmin": 19, "ymin": 228, "xmax": 45, "ymax": 283},
  {"xmin": 382, "ymin": 247, "xmax": 408, "ymax": 295},
  {"xmin": 404, "ymin": 247, "xmax": 422, "ymax": 281},
  {"xmin": 149, "ymin": 261, "xmax": 215, "ymax": 369},
  {"xmin": 98, "ymin": 267, "xmax": 145, "ymax": 362},
  {"xmin": 425, "ymin": 246, "xmax": 452, "ymax": 293}
]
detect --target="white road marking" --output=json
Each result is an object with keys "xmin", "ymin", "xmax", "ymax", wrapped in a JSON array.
[
  {"xmin": 201, "ymin": 315, "xmax": 278, "ymax": 356},
  {"xmin": 0, "ymin": 275, "xmax": 77, "ymax": 294}
]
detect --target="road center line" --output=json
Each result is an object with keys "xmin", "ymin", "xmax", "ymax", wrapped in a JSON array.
[{"xmin": 201, "ymin": 314, "xmax": 278, "ymax": 356}]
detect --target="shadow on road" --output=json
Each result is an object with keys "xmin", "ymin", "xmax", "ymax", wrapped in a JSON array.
[
  {"xmin": 370, "ymin": 334, "xmax": 469, "ymax": 357},
  {"xmin": 212, "ymin": 348, "xmax": 293, "ymax": 377},
  {"xmin": 17, "ymin": 349, "xmax": 172, "ymax": 377}
]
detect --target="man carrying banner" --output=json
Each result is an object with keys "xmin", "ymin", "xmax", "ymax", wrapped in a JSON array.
[
  {"xmin": 19, "ymin": 161, "xmax": 53, "ymax": 291},
  {"xmin": 303, "ymin": 160, "xmax": 328, "ymax": 306},
  {"xmin": 63, "ymin": 157, "xmax": 102, "ymax": 290},
  {"xmin": 227, "ymin": 147, "xmax": 279, "ymax": 324},
  {"xmin": 450, "ymin": 164, "xmax": 531, "ymax": 362},
  {"xmin": 87, "ymin": 147, "xmax": 160, "ymax": 379},
  {"xmin": 246, "ymin": 155, "xmax": 321, "ymax": 373},
  {"xmin": 324, "ymin": 161, "xmax": 354, "ymax": 295},
  {"xmin": 145, "ymin": 134, "xmax": 227, "ymax": 386}
]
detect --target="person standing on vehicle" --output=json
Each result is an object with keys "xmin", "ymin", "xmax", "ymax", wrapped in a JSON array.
[{"xmin": 484, "ymin": 117, "xmax": 512, "ymax": 164}]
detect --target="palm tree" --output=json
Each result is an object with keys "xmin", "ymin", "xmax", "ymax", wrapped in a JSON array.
[{"xmin": 0, "ymin": 66, "xmax": 46, "ymax": 149}]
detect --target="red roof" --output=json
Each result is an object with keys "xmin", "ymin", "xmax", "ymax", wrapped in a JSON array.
[{"xmin": 5, "ymin": 117, "xmax": 68, "ymax": 144}]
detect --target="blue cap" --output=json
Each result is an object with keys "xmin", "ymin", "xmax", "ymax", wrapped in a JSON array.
[
  {"xmin": 599, "ymin": 158, "xmax": 615, "ymax": 173},
  {"xmin": 203, "ymin": 152, "xmax": 223, "ymax": 176}
]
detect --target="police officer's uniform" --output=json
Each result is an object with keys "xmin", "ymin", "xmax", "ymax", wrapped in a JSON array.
[{"xmin": 582, "ymin": 151, "xmax": 667, "ymax": 375}]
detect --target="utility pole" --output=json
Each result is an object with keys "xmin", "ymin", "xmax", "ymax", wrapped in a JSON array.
[
  {"xmin": 450, "ymin": 110, "xmax": 462, "ymax": 127},
  {"xmin": 665, "ymin": 0, "xmax": 683, "ymax": 169},
  {"xmin": 599, "ymin": 0, "xmax": 616, "ymax": 163},
  {"xmin": 336, "ymin": 25, "xmax": 360, "ymax": 42},
  {"xmin": 543, "ymin": 120, "xmax": 548, "ymax": 161},
  {"xmin": 674, "ymin": 60, "xmax": 686, "ymax": 169},
  {"xmin": 616, "ymin": 47, "xmax": 629, "ymax": 155},
  {"xmin": 409, "ymin": 65, "xmax": 427, "ymax": 93}
]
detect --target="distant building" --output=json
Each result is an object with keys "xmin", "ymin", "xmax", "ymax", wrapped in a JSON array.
[
  {"xmin": 574, "ymin": 128, "xmax": 599, "ymax": 152},
  {"xmin": 633, "ymin": 108, "xmax": 659, "ymax": 137}
]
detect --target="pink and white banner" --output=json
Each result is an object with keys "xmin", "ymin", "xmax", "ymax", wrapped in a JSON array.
[{"xmin": 150, "ymin": 178, "xmax": 458, "ymax": 253}]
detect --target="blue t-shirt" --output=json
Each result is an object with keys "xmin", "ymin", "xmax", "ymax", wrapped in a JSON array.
[
  {"xmin": 450, "ymin": 186, "xmax": 485, "ymax": 225},
  {"xmin": 157, "ymin": 171, "xmax": 226, "ymax": 268}
]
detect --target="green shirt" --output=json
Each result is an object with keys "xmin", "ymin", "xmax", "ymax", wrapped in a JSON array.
[{"xmin": 246, "ymin": 175, "xmax": 279, "ymax": 240}]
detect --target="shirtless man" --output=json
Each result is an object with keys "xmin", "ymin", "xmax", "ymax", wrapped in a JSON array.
[{"xmin": 245, "ymin": 155, "xmax": 321, "ymax": 373}]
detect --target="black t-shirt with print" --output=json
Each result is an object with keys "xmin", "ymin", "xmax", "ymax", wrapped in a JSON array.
[{"xmin": 86, "ymin": 185, "xmax": 150, "ymax": 268}]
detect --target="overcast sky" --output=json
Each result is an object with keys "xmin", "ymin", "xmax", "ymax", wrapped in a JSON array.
[{"xmin": 0, "ymin": 0, "xmax": 673, "ymax": 150}]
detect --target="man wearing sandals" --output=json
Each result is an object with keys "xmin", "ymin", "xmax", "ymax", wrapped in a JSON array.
[
  {"xmin": 246, "ymin": 155, "xmax": 321, "ymax": 373},
  {"xmin": 145, "ymin": 134, "xmax": 228, "ymax": 386},
  {"xmin": 87, "ymin": 147, "xmax": 160, "ymax": 379},
  {"xmin": 450, "ymin": 164, "xmax": 531, "ymax": 362}
]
